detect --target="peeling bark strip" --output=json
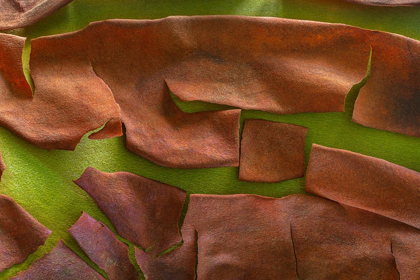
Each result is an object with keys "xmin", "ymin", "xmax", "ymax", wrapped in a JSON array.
[
  {"xmin": 0, "ymin": 0, "xmax": 74, "ymax": 30},
  {"xmin": 136, "ymin": 194, "xmax": 418, "ymax": 280},
  {"xmin": 30, "ymin": 24, "xmax": 242, "ymax": 168},
  {"xmin": 75, "ymin": 167, "xmax": 420, "ymax": 279},
  {"xmin": 0, "ymin": 33, "xmax": 123, "ymax": 150},
  {"xmin": 346, "ymin": 0, "xmax": 420, "ymax": 6},
  {"xmin": 1, "ymin": 17, "xmax": 418, "ymax": 165},
  {"xmin": 239, "ymin": 120, "xmax": 308, "ymax": 183},
  {"xmin": 306, "ymin": 144, "xmax": 420, "ymax": 229},
  {"xmin": 0, "ymin": 194, "xmax": 51, "ymax": 273},
  {"xmin": 353, "ymin": 32, "xmax": 420, "ymax": 137},
  {"xmin": 74, "ymin": 167, "xmax": 187, "ymax": 255},
  {"xmin": 0, "ymin": 151, "xmax": 5, "ymax": 181},
  {"xmin": 11, "ymin": 240, "xmax": 105, "ymax": 280},
  {"xmin": 69, "ymin": 212, "xmax": 140, "ymax": 280}
]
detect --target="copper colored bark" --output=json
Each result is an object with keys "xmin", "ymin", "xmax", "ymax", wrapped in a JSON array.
[
  {"xmin": 76, "ymin": 167, "xmax": 419, "ymax": 279},
  {"xmin": 0, "ymin": 194, "xmax": 51, "ymax": 273},
  {"xmin": 69, "ymin": 212, "xmax": 139, "ymax": 280},
  {"xmin": 74, "ymin": 167, "xmax": 186, "ymax": 254},
  {"xmin": 0, "ymin": 32, "xmax": 122, "ymax": 150},
  {"xmin": 353, "ymin": 32, "xmax": 420, "ymax": 137},
  {"xmin": 306, "ymin": 144, "xmax": 420, "ymax": 229},
  {"xmin": 0, "ymin": 0, "xmax": 74, "ymax": 30},
  {"xmin": 11, "ymin": 240, "xmax": 105, "ymax": 280},
  {"xmin": 31, "ymin": 23, "xmax": 242, "ymax": 168},
  {"xmin": 239, "ymin": 120, "xmax": 308, "ymax": 182},
  {"xmin": 0, "ymin": 150, "xmax": 5, "ymax": 181},
  {"xmin": 345, "ymin": 0, "xmax": 420, "ymax": 6},
  {"xmin": 137, "ymin": 193, "xmax": 419, "ymax": 280}
]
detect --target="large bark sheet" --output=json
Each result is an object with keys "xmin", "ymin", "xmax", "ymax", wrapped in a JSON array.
[
  {"xmin": 69, "ymin": 212, "xmax": 139, "ymax": 280},
  {"xmin": 0, "ymin": 0, "xmax": 73, "ymax": 30},
  {"xmin": 11, "ymin": 240, "xmax": 105, "ymax": 280},
  {"xmin": 26, "ymin": 16, "xmax": 420, "ymax": 150},
  {"xmin": 136, "ymin": 194, "xmax": 419, "ymax": 280},
  {"xmin": 1, "ymin": 16, "xmax": 418, "ymax": 165},
  {"xmin": 306, "ymin": 144, "xmax": 420, "ymax": 229},
  {"xmin": 0, "ymin": 194, "xmax": 51, "ymax": 273}
]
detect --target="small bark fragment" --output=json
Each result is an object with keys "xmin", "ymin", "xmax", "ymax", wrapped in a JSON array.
[
  {"xmin": 353, "ymin": 32, "xmax": 420, "ymax": 137},
  {"xmin": 306, "ymin": 144, "xmax": 420, "ymax": 229},
  {"xmin": 0, "ymin": 194, "xmax": 51, "ymax": 273},
  {"xmin": 11, "ymin": 240, "xmax": 105, "ymax": 280},
  {"xmin": 0, "ymin": 150, "xmax": 5, "ymax": 181},
  {"xmin": 74, "ymin": 167, "xmax": 186, "ymax": 254},
  {"xmin": 0, "ymin": 0, "xmax": 74, "ymax": 30},
  {"xmin": 239, "ymin": 120, "xmax": 308, "ymax": 182},
  {"xmin": 69, "ymin": 212, "xmax": 139, "ymax": 280}
]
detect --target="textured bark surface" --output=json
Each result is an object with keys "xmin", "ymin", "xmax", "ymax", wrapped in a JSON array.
[
  {"xmin": 1, "ymin": 16, "xmax": 418, "ymax": 160},
  {"xmin": 136, "ymin": 194, "xmax": 418, "ymax": 280},
  {"xmin": 74, "ymin": 167, "xmax": 186, "ymax": 254},
  {"xmin": 353, "ymin": 32, "xmax": 420, "ymax": 137},
  {"xmin": 11, "ymin": 240, "xmax": 105, "ymax": 280},
  {"xmin": 306, "ymin": 144, "xmax": 420, "ymax": 229},
  {"xmin": 75, "ymin": 164, "xmax": 419, "ymax": 279},
  {"xmin": 30, "ymin": 19, "xmax": 244, "ymax": 168},
  {"xmin": 69, "ymin": 212, "xmax": 139, "ymax": 280},
  {"xmin": 239, "ymin": 120, "xmax": 308, "ymax": 182},
  {"xmin": 0, "ymin": 33, "xmax": 122, "ymax": 150},
  {"xmin": 0, "ymin": 0, "xmax": 73, "ymax": 30},
  {"xmin": 0, "ymin": 194, "xmax": 51, "ymax": 273}
]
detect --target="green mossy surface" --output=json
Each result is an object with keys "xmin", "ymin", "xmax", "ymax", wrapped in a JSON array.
[{"xmin": 1, "ymin": 0, "xmax": 419, "ymax": 278}]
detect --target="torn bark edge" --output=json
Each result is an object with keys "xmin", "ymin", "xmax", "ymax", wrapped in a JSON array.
[{"xmin": 88, "ymin": 118, "xmax": 123, "ymax": 140}]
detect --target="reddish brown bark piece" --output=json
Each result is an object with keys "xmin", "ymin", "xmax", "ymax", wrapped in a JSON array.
[
  {"xmin": 0, "ymin": 0, "xmax": 73, "ymax": 30},
  {"xmin": 76, "ymin": 167, "xmax": 419, "ymax": 279},
  {"xmin": 136, "ymin": 193, "xmax": 419, "ymax": 279},
  {"xmin": 353, "ymin": 32, "xmax": 420, "ymax": 137},
  {"xmin": 306, "ymin": 144, "xmax": 420, "ymax": 229},
  {"xmin": 239, "ymin": 119, "xmax": 308, "ymax": 182},
  {"xmin": 0, "ymin": 194, "xmax": 51, "ymax": 273},
  {"xmin": 345, "ymin": 0, "xmax": 420, "ymax": 6},
  {"xmin": 0, "ymin": 150, "xmax": 5, "ymax": 181},
  {"xmin": 74, "ymin": 167, "xmax": 186, "ymax": 254},
  {"xmin": 0, "ymin": 32, "xmax": 122, "ymax": 150},
  {"xmin": 11, "ymin": 240, "xmax": 105, "ymax": 280},
  {"xmin": 288, "ymin": 196, "xmax": 411, "ymax": 280},
  {"xmin": 31, "ymin": 22, "xmax": 242, "ymax": 168},
  {"xmin": 69, "ymin": 212, "xmax": 139, "ymax": 280}
]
